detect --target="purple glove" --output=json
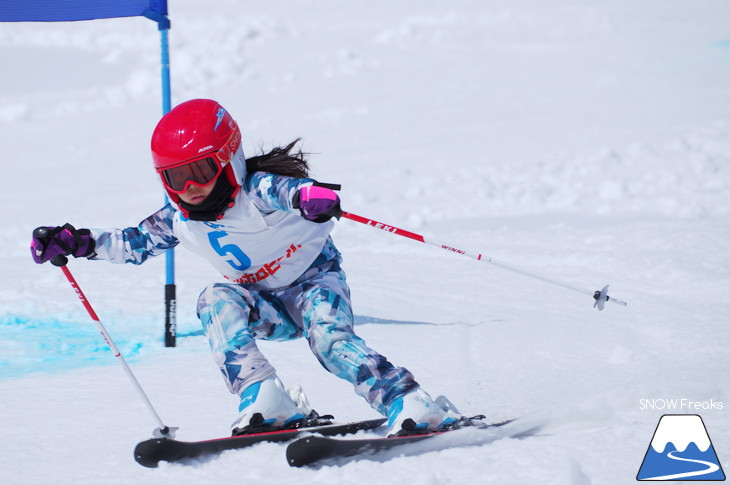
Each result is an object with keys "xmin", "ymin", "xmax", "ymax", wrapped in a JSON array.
[
  {"xmin": 293, "ymin": 184, "xmax": 342, "ymax": 223},
  {"xmin": 31, "ymin": 224, "xmax": 95, "ymax": 264}
]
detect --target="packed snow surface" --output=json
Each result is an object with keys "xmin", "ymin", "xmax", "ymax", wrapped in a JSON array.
[{"xmin": 1, "ymin": 1, "xmax": 728, "ymax": 484}]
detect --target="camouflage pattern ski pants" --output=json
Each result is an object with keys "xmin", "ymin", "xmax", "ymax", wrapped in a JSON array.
[{"xmin": 197, "ymin": 244, "xmax": 418, "ymax": 416}]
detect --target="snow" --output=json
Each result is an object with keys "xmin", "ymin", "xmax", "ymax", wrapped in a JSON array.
[{"xmin": 1, "ymin": 0, "xmax": 729, "ymax": 483}]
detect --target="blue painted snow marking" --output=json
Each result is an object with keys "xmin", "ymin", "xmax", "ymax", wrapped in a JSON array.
[{"xmin": 0, "ymin": 313, "xmax": 204, "ymax": 381}]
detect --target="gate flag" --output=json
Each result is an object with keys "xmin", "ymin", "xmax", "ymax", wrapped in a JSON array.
[{"xmin": 0, "ymin": 0, "xmax": 167, "ymax": 23}]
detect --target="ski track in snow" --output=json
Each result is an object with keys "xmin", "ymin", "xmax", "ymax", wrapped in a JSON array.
[{"xmin": 2, "ymin": 0, "xmax": 730, "ymax": 484}]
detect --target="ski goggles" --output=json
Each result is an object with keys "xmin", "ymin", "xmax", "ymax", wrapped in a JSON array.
[
  {"xmin": 158, "ymin": 124, "xmax": 242, "ymax": 193},
  {"xmin": 160, "ymin": 157, "xmax": 223, "ymax": 193}
]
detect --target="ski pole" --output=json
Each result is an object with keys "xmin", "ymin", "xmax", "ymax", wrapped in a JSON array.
[
  {"xmin": 340, "ymin": 211, "xmax": 627, "ymax": 311},
  {"xmin": 34, "ymin": 228, "xmax": 176, "ymax": 438}
]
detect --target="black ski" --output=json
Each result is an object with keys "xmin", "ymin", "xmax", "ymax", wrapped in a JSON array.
[
  {"xmin": 134, "ymin": 417, "xmax": 386, "ymax": 468},
  {"xmin": 286, "ymin": 418, "xmax": 534, "ymax": 467}
]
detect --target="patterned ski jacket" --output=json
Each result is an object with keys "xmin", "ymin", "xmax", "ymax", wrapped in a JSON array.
[{"xmin": 90, "ymin": 172, "xmax": 334, "ymax": 290}]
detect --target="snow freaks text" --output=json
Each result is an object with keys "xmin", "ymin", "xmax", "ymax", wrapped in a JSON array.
[{"xmin": 639, "ymin": 399, "xmax": 724, "ymax": 412}]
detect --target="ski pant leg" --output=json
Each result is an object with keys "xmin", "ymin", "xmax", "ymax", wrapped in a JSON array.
[
  {"xmin": 283, "ymin": 268, "xmax": 418, "ymax": 416},
  {"xmin": 197, "ymin": 282, "xmax": 302, "ymax": 396}
]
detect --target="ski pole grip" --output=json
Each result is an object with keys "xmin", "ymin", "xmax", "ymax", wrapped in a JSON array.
[
  {"xmin": 51, "ymin": 255, "xmax": 69, "ymax": 267},
  {"xmin": 33, "ymin": 226, "xmax": 51, "ymax": 240},
  {"xmin": 33, "ymin": 226, "xmax": 69, "ymax": 266}
]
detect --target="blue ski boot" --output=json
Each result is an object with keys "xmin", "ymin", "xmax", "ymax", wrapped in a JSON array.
[
  {"xmin": 387, "ymin": 388, "xmax": 463, "ymax": 437},
  {"xmin": 231, "ymin": 375, "xmax": 311, "ymax": 435}
]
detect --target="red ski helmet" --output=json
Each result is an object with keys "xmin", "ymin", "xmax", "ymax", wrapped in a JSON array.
[{"xmin": 151, "ymin": 99, "xmax": 242, "ymax": 204}]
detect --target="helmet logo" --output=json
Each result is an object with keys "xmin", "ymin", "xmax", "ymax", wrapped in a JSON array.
[
  {"xmin": 198, "ymin": 145, "xmax": 214, "ymax": 153},
  {"xmin": 214, "ymin": 107, "xmax": 226, "ymax": 131}
]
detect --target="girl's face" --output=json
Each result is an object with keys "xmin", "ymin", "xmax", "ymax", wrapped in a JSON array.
[{"xmin": 178, "ymin": 180, "xmax": 216, "ymax": 205}]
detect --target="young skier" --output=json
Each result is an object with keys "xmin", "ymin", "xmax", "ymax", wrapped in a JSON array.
[{"xmin": 30, "ymin": 98, "xmax": 463, "ymax": 437}]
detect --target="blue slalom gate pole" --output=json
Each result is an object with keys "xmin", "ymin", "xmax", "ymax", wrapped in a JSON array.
[
  {"xmin": 144, "ymin": 8, "xmax": 176, "ymax": 347},
  {"xmin": 158, "ymin": 18, "xmax": 176, "ymax": 347}
]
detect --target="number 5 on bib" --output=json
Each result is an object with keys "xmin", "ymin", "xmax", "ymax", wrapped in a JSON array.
[{"xmin": 208, "ymin": 231, "xmax": 251, "ymax": 270}]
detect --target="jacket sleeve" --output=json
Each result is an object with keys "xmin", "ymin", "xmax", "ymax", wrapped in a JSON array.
[
  {"xmin": 89, "ymin": 204, "xmax": 179, "ymax": 265},
  {"xmin": 245, "ymin": 172, "xmax": 314, "ymax": 213}
]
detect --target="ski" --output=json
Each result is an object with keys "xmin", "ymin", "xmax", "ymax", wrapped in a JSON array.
[
  {"xmin": 134, "ymin": 417, "xmax": 386, "ymax": 468},
  {"xmin": 286, "ymin": 418, "xmax": 539, "ymax": 467}
]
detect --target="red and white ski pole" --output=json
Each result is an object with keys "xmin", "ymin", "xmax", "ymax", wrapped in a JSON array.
[
  {"xmin": 341, "ymin": 211, "xmax": 627, "ymax": 310},
  {"xmin": 34, "ymin": 228, "xmax": 176, "ymax": 438}
]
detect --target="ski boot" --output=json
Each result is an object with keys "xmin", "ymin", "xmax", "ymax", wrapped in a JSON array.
[
  {"xmin": 231, "ymin": 375, "xmax": 331, "ymax": 436},
  {"xmin": 387, "ymin": 387, "xmax": 463, "ymax": 437}
]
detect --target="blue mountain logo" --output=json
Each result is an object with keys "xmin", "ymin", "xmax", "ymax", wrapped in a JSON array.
[{"xmin": 637, "ymin": 414, "xmax": 725, "ymax": 481}]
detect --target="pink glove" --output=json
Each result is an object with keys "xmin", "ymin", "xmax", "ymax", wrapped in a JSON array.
[{"xmin": 294, "ymin": 184, "xmax": 342, "ymax": 223}]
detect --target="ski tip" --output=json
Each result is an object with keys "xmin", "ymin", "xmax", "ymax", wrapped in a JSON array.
[
  {"xmin": 286, "ymin": 436, "xmax": 330, "ymax": 468},
  {"xmin": 134, "ymin": 439, "xmax": 168, "ymax": 468}
]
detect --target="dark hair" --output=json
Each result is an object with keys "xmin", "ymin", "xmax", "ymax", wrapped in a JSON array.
[{"xmin": 245, "ymin": 138, "xmax": 310, "ymax": 178}]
